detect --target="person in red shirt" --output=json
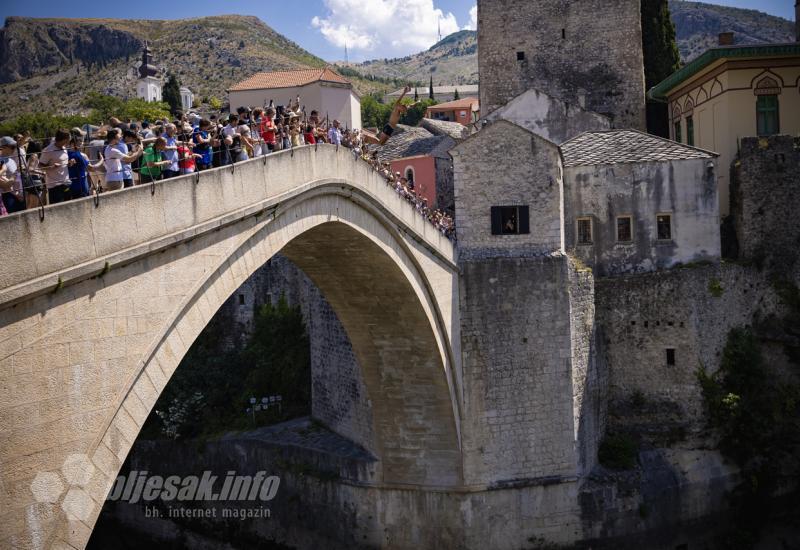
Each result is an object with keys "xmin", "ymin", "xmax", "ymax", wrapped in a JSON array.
[
  {"xmin": 304, "ymin": 125, "xmax": 316, "ymax": 145},
  {"xmin": 260, "ymin": 107, "xmax": 277, "ymax": 152},
  {"xmin": 177, "ymin": 136, "xmax": 201, "ymax": 174}
]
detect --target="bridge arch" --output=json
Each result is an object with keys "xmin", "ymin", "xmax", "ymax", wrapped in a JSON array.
[{"xmin": 0, "ymin": 147, "xmax": 462, "ymax": 549}]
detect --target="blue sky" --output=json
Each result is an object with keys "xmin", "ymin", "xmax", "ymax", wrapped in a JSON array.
[{"xmin": 0, "ymin": 0, "xmax": 794, "ymax": 62}]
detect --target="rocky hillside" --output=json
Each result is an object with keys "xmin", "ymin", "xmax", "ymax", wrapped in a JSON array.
[
  {"xmin": 349, "ymin": 0, "xmax": 794, "ymax": 86},
  {"xmin": 347, "ymin": 30, "xmax": 478, "ymax": 87},
  {"xmin": 669, "ymin": 0, "xmax": 795, "ymax": 59},
  {"xmin": 0, "ymin": 15, "xmax": 389, "ymax": 121}
]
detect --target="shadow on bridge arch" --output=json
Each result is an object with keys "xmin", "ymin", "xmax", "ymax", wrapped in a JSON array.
[{"xmin": 0, "ymin": 148, "xmax": 462, "ymax": 549}]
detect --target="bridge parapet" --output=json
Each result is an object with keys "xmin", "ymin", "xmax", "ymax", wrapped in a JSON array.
[{"xmin": 0, "ymin": 145, "xmax": 455, "ymax": 309}]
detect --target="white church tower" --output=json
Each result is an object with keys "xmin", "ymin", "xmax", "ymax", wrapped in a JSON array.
[{"xmin": 136, "ymin": 42, "xmax": 163, "ymax": 102}]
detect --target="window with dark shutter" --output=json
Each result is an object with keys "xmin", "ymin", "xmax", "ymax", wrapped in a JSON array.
[{"xmin": 491, "ymin": 206, "xmax": 530, "ymax": 235}]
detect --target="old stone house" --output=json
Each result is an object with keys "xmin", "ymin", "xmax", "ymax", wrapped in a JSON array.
[{"xmin": 562, "ymin": 130, "xmax": 720, "ymax": 276}]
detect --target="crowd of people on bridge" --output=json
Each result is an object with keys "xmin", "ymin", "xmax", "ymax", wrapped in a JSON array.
[{"xmin": 0, "ymin": 86, "xmax": 455, "ymax": 238}]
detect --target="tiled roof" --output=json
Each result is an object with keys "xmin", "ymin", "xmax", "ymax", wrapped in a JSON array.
[
  {"xmin": 228, "ymin": 67, "xmax": 351, "ymax": 91},
  {"xmin": 419, "ymin": 118, "xmax": 469, "ymax": 140},
  {"xmin": 561, "ymin": 130, "xmax": 717, "ymax": 167},
  {"xmin": 376, "ymin": 126, "xmax": 454, "ymax": 163},
  {"xmin": 427, "ymin": 98, "xmax": 479, "ymax": 111}
]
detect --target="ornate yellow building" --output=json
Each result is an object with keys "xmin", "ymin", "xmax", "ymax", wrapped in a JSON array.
[{"xmin": 650, "ymin": 41, "xmax": 800, "ymax": 216}]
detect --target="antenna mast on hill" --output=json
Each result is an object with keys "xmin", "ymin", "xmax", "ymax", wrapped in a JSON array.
[{"xmin": 438, "ymin": 18, "xmax": 442, "ymax": 42}]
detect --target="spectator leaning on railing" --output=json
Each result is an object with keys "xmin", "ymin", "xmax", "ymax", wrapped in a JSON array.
[{"xmin": 0, "ymin": 96, "xmax": 456, "ymax": 239}]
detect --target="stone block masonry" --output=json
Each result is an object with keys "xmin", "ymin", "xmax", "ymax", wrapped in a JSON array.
[
  {"xmin": 732, "ymin": 135, "xmax": 800, "ymax": 279},
  {"xmin": 459, "ymin": 255, "xmax": 598, "ymax": 485},
  {"xmin": 478, "ymin": 0, "xmax": 646, "ymax": 130},
  {"xmin": 594, "ymin": 263, "xmax": 783, "ymax": 441}
]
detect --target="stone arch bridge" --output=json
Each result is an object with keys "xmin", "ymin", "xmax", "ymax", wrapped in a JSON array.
[{"xmin": 0, "ymin": 146, "xmax": 463, "ymax": 549}]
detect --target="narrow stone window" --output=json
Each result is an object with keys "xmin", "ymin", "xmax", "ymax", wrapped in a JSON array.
[
  {"xmin": 238, "ymin": 294, "xmax": 245, "ymax": 305},
  {"xmin": 616, "ymin": 216, "xmax": 633, "ymax": 242},
  {"xmin": 491, "ymin": 206, "xmax": 530, "ymax": 235},
  {"xmin": 657, "ymin": 214, "xmax": 672, "ymax": 240},
  {"xmin": 666, "ymin": 348, "xmax": 676, "ymax": 366},
  {"xmin": 561, "ymin": 28, "xmax": 566, "ymax": 39},
  {"xmin": 516, "ymin": 51, "xmax": 525, "ymax": 61},
  {"xmin": 577, "ymin": 217, "xmax": 593, "ymax": 245}
]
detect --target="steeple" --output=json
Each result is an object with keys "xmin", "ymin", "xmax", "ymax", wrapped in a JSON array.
[{"xmin": 138, "ymin": 41, "xmax": 159, "ymax": 79}]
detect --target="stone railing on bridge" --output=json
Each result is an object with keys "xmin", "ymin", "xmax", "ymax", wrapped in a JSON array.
[{"xmin": 0, "ymin": 144, "xmax": 456, "ymax": 308}]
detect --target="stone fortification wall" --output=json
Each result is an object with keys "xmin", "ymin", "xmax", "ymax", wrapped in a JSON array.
[
  {"xmin": 594, "ymin": 263, "xmax": 782, "ymax": 442},
  {"xmin": 732, "ymin": 135, "xmax": 800, "ymax": 278},
  {"xmin": 477, "ymin": 0, "xmax": 646, "ymax": 129}
]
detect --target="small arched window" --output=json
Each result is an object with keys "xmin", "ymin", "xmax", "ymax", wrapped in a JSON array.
[
  {"xmin": 755, "ymin": 77, "xmax": 781, "ymax": 136},
  {"xmin": 404, "ymin": 166, "xmax": 415, "ymax": 186}
]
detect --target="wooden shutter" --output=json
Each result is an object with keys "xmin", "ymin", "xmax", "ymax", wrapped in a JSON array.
[
  {"xmin": 518, "ymin": 206, "xmax": 530, "ymax": 234},
  {"xmin": 491, "ymin": 206, "xmax": 502, "ymax": 235}
]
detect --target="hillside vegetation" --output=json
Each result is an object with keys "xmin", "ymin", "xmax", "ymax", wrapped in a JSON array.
[{"xmin": 0, "ymin": 15, "xmax": 390, "ymax": 121}]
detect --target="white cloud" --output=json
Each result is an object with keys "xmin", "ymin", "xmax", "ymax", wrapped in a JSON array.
[
  {"xmin": 463, "ymin": 5, "xmax": 477, "ymax": 31},
  {"xmin": 311, "ymin": 0, "xmax": 461, "ymax": 56}
]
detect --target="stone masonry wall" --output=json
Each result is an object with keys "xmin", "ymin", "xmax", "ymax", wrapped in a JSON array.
[
  {"xmin": 215, "ymin": 254, "xmax": 376, "ymax": 453},
  {"xmin": 477, "ymin": 0, "xmax": 646, "ymax": 129},
  {"xmin": 459, "ymin": 255, "xmax": 581, "ymax": 485},
  {"xmin": 594, "ymin": 263, "xmax": 782, "ymax": 442},
  {"xmin": 732, "ymin": 135, "xmax": 800, "ymax": 278},
  {"xmin": 568, "ymin": 260, "xmax": 603, "ymax": 475},
  {"xmin": 451, "ymin": 120, "xmax": 564, "ymax": 260}
]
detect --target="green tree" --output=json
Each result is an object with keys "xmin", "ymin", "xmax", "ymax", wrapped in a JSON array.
[
  {"xmin": 641, "ymin": 0, "xmax": 681, "ymax": 137},
  {"xmin": 400, "ymin": 98, "xmax": 437, "ymax": 126},
  {"xmin": 414, "ymin": 87, "xmax": 419, "ymax": 102},
  {"xmin": 429, "ymin": 75, "xmax": 435, "ymax": 100},
  {"xmin": 453, "ymin": 88, "xmax": 460, "ymax": 100},
  {"xmin": 162, "ymin": 74, "xmax": 182, "ymax": 115},
  {"xmin": 208, "ymin": 96, "xmax": 222, "ymax": 111},
  {"xmin": 360, "ymin": 93, "xmax": 393, "ymax": 129},
  {"xmin": 140, "ymin": 295, "xmax": 312, "ymax": 440}
]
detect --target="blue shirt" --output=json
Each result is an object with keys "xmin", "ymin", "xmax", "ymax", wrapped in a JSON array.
[
  {"xmin": 67, "ymin": 150, "xmax": 90, "ymax": 197},
  {"xmin": 192, "ymin": 129, "xmax": 212, "ymax": 166},
  {"xmin": 164, "ymin": 136, "xmax": 179, "ymax": 172}
]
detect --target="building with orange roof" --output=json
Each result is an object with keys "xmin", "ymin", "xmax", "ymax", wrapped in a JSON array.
[
  {"xmin": 228, "ymin": 67, "xmax": 361, "ymax": 129},
  {"xmin": 425, "ymin": 97, "xmax": 479, "ymax": 126}
]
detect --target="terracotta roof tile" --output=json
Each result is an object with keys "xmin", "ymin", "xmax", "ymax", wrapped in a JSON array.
[
  {"xmin": 427, "ymin": 98, "xmax": 479, "ymax": 111},
  {"xmin": 561, "ymin": 129, "xmax": 717, "ymax": 167},
  {"xmin": 229, "ymin": 67, "xmax": 351, "ymax": 91}
]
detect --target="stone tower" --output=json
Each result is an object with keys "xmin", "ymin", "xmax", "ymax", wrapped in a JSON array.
[
  {"xmin": 477, "ymin": 0, "xmax": 646, "ymax": 130},
  {"xmin": 451, "ymin": 120, "xmax": 602, "ymax": 487}
]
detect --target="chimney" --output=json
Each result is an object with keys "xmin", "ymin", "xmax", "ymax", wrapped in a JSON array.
[{"xmin": 718, "ymin": 32, "xmax": 734, "ymax": 46}]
